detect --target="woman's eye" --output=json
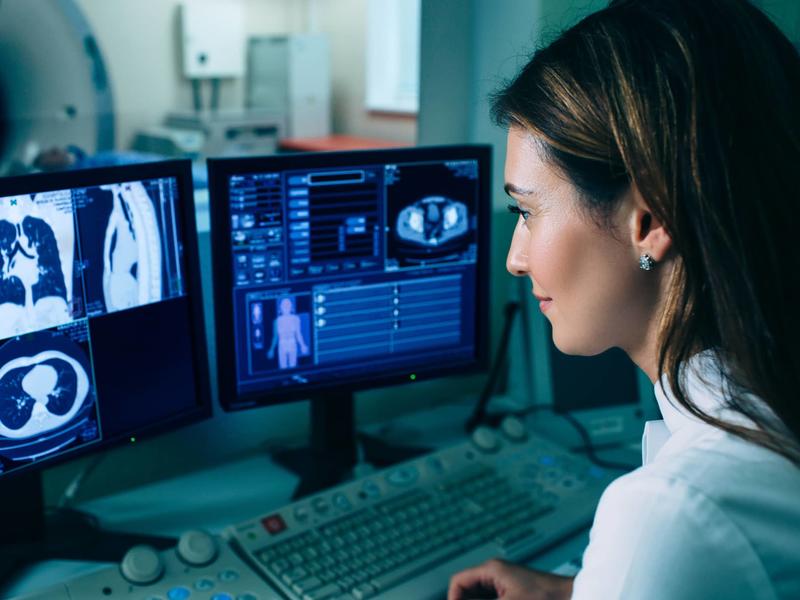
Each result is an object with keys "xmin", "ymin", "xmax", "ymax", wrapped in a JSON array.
[{"xmin": 507, "ymin": 203, "xmax": 530, "ymax": 221}]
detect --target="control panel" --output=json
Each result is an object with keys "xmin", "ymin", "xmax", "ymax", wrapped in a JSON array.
[{"xmin": 12, "ymin": 530, "xmax": 282, "ymax": 600}]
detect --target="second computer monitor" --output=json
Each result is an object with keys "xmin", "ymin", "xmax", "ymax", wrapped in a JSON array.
[{"xmin": 209, "ymin": 145, "xmax": 491, "ymax": 409}]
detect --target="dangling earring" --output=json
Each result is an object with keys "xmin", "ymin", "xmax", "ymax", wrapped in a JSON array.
[{"xmin": 639, "ymin": 254, "xmax": 656, "ymax": 271}]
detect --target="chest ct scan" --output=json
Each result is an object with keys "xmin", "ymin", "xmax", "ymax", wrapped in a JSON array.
[{"xmin": 0, "ymin": 193, "xmax": 75, "ymax": 340}]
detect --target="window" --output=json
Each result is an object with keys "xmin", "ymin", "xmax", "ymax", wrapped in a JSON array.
[{"xmin": 365, "ymin": 0, "xmax": 421, "ymax": 114}]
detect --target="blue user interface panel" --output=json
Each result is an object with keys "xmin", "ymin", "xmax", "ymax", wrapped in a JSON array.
[
  {"xmin": 224, "ymin": 154, "xmax": 485, "ymax": 401},
  {"xmin": 0, "ymin": 173, "xmax": 203, "ymax": 478}
]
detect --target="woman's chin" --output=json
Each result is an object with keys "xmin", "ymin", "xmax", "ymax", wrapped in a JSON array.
[{"xmin": 551, "ymin": 332, "xmax": 610, "ymax": 357}]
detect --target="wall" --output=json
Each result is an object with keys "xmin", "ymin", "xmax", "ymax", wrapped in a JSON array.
[
  {"xmin": 76, "ymin": 0, "xmax": 311, "ymax": 150},
  {"xmin": 315, "ymin": 0, "xmax": 417, "ymax": 142},
  {"xmin": 76, "ymin": 0, "xmax": 415, "ymax": 150}
]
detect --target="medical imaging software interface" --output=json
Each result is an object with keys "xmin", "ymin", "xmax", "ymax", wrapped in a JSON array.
[
  {"xmin": 228, "ymin": 158, "xmax": 481, "ymax": 396},
  {"xmin": 0, "ymin": 177, "xmax": 190, "ymax": 476}
]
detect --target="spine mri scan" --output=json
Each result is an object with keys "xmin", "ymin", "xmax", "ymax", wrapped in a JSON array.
[
  {"xmin": 102, "ymin": 182, "xmax": 162, "ymax": 312},
  {"xmin": 0, "ymin": 193, "xmax": 75, "ymax": 340}
]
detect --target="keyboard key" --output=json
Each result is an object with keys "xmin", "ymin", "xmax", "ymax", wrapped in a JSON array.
[
  {"xmin": 318, "ymin": 569, "xmax": 336, "ymax": 583},
  {"xmin": 351, "ymin": 582, "xmax": 377, "ymax": 599},
  {"xmin": 496, "ymin": 526, "xmax": 537, "ymax": 550},
  {"xmin": 320, "ymin": 555, "xmax": 336, "ymax": 568},
  {"xmin": 292, "ymin": 575, "xmax": 323, "ymax": 595},
  {"xmin": 282, "ymin": 566, "xmax": 308, "ymax": 584},
  {"xmin": 372, "ymin": 542, "xmax": 462, "ymax": 593},
  {"xmin": 458, "ymin": 532, "xmax": 486, "ymax": 550},
  {"xmin": 268, "ymin": 558, "xmax": 290, "ymax": 574},
  {"xmin": 302, "ymin": 583, "xmax": 342, "ymax": 600}
]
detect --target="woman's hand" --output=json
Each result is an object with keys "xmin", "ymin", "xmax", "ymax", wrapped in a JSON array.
[{"xmin": 448, "ymin": 559, "xmax": 574, "ymax": 600}]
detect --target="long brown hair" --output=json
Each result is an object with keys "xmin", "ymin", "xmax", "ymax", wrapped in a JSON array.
[{"xmin": 492, "ymin": 0, "xmax": 800, "ymax": 463}]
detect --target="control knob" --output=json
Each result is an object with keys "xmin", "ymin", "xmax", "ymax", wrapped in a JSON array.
[
  {"xmin": 120, "ymin": 544, "xmax": 164, "ymax": 585},
  {"xmin": 177, "ymin": 529, "xmax": 218, "ymax": 566},
  {"xmin": 471, "ymin": 425, "xmax": 500, "ymax": 452},
  {"xmin": 500, "ymin": 415, "xmax": 528, "ymax": 442}
]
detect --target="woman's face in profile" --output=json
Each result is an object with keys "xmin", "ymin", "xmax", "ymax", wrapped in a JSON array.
[{"xmin": 504, "ymin": 127, "xmax": 653, "ymax": 356}]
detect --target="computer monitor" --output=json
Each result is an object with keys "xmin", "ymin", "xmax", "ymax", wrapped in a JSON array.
[
  {"xmin": 0, "ymin": 160, "xmax": 211, "ymax": 553},
  {"xmin": 209, "ymin": 145, "xmax": 491, "ymax": 494}
]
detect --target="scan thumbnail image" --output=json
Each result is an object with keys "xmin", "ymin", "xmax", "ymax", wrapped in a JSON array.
[
  {"xmin": 386, "ymin": 163, "xmax": 477, "ymax": 268},
  {"xmin": 249, "ymin": 294, "xmax": 312, "ymax": 373},
  {"xmin": 77, "ymin": 181, "xmax": 169, "ymax": 317},
  {"xmin": 0, "ymin": 192, "xmax": 83, "ymax": 341},
  {"xmin": 0, "ymin": 327, "xmax": 100, "ymax": 473}
]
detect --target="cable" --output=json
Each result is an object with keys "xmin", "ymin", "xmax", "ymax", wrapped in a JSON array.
[
  {"xmin": 465, "ymin": 301, "xmax": 520, "ymax": 433},
  {"xmin": 559, "ymin": 412, "xmax": 638, "ymax": 471},
  {"xmin": 56, "ymin": 453, "xmax": 107, "ymax": 510},
  {"xmin": 480, "ymin": 404, "xmax": 637, "ymax": 471}
]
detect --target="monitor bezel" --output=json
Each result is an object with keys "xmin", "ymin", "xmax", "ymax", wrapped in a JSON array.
[
  {"xmin": 209, "ymin": 145, "xmax": 492, "ymax": 411},
  {"xmin": 0, "ymin": 160, "xmax": 212, "ymax": 481}
]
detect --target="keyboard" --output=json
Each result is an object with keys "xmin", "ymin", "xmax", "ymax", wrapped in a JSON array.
[{"xmin": 225, "ymin": 417, "xmax": 618, "ymax": 600}]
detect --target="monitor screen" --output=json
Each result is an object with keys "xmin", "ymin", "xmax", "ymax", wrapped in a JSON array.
[
  {"xmin": 0, "ymin": 161, "xmax": 210, "ymax": 479},
  {"xmin": 210, "ymin": 145, "xmax": 491, "ymax": 409}
]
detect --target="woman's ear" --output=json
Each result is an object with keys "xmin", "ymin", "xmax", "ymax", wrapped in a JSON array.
[{"xmin": 627, "ymin": 185, "xmax": 672, "ymax": 262}]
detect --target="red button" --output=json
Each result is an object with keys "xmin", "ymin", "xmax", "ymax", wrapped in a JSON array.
[{"xmin": 261, "ymin": 514, "xmax": 287, "ymax": 535}]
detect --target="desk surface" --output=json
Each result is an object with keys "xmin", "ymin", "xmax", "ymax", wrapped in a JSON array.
[{"xmin": 279, "ymin": 135, "xmax": 413, "ymax": 153}]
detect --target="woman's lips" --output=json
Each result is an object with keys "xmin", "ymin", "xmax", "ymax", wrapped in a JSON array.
[{"xmin": 534, "ymin": 293, "xmax": 552, "ymax": 312}]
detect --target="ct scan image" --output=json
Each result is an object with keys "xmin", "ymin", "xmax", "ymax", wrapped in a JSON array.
[
  {"xmin": 78, "ymin": 182, "xmax": 165, "ymax": 316},
  {"xmin": 0, "ymin": 192, "xmax": 82, "ymax": 340},
  {"xmin": 0, "ymin": 325, "xmax": 100, "ymax": 474},
  {"xmin": 385, "ymin": 162, "xmax": 478, "ymax": 269}
]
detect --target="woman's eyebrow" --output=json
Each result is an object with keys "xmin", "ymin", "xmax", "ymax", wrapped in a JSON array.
[{"xmin": 504, "ymin": 182, "xmax": 539, "ymax": 197}]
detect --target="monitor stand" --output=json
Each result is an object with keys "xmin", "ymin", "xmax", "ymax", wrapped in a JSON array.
[
  {"xmin": 0, "ymin": 469, "xmax": 175, "ymax": 577},
  {"xmin": 272, "ymin": 392, "xmax": 431, "ymax": 499}
]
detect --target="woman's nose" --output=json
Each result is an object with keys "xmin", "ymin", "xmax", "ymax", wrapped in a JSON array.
[{"xmin": 506, "ymin": 220, "xmax": 529, "ymax": 276}]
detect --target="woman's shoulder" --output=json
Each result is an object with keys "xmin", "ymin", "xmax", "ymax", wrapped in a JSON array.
[
  {"xmin": 635, "ymin": 424, "xmax": 800, "ymax": 507},
  {"xmin": 583, "ymin": 432, "xmax": 800, "ymax": 598},
  {"xmin": 576, "ymin": 444, "xmax": 800, "ymax": 598}
]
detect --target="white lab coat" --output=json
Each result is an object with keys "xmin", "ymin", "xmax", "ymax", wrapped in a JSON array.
[{"xmin": 571, "ymin": 352, "xmax": 800, "ymax": 599}]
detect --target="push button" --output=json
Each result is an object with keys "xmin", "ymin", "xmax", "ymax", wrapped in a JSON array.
[
  {"xmin": 261, "ymin": 514, "xmax": 287, "ymax": 535},
  {"xmin": 218, "ymin": 569, "xmax": 240, "ymax": 582},
  {"xmin": 194, "ymin": 577, "xmax": 215, "ymax": 591},
  {"xmin": 167, "ymin": 587, "xmax": 191, "ymax": 600}
]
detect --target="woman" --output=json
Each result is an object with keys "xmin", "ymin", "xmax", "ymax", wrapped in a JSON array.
[{"xmin": 449, "ymin": 1, "xmax": 800, "ymax": 598}]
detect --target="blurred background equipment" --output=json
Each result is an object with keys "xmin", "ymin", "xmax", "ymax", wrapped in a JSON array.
[
  {"xmin": 247, "ymin": 34, "xmax": 332, "ymax": 138},
  {"xmin": 0, "ymin": 0, "xmax": 115, "ymax": 175},
  {"xmin": 133, "ymin": 110, "xmax": 285, "ymax": 159}
]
